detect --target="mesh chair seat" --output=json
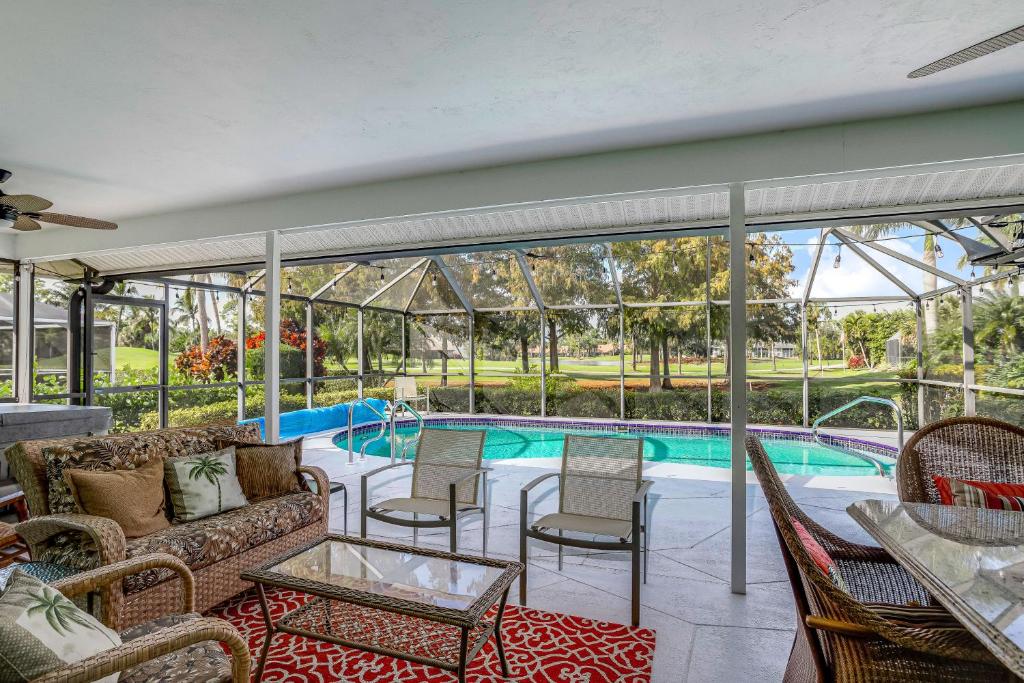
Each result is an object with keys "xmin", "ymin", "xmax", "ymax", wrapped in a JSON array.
[
  {"xmin": 371, "ymin": 496, "xmax": 480, "ymax": 518},
  {"xmin": 532, "ymin": 512, "xmax": 633, "ymax": 540}
]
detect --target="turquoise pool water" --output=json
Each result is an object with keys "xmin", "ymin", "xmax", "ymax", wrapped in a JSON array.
[{"xmin": 338, "ymin": 422, "xmax": 891, "ymax": 477}]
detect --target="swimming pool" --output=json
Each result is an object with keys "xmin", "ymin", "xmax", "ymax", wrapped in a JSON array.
[{"xmin": 334, "ymin": 417, "xmax": 895, "ymax": 477}]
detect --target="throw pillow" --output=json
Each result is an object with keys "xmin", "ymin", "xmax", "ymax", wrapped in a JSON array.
[
  {"xmin": 164, "ymin": 447, "xmax": 248, "ymax": 523},
  {"xmin": 932, "ymin": 474, "xmax": 1024, "ymax": 511},
  {"xmin": 0, "ymin": 570, "xmax": 121, "ymax": 682},
  {"xmin": 216, "ymin": 437, "xmax": 304, "ymax": 501},
  {"xmin": 791, "ymin": 518, "xmax": 847, "ymax": 591},
  {"xmin": 64, "ymin": 457, "xmax": 171, "ymax": 538}
]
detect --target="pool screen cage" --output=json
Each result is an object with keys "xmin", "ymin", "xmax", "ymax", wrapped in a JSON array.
[{"xmin": 23, "ymin": 212, "xmax": 1024, "ymax": 435}]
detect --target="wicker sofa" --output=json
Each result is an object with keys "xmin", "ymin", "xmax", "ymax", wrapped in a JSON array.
[{"xmin": 6, "ymin": 423, "xmax": 329, "ymax": 630}]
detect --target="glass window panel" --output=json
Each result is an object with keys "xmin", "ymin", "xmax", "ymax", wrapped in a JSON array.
[
  {"xmin": 312, "ymin": 379, "xmax": 359, "ymax": 408},
  {"xmin": 372, "ymin": 262, "xmax": 428, "ymax": 311},
  {"xmin": 408, "ymin": 313, "xmax": 468, "ymax": 381},
  {"xmin": 546, "ymin": 309, "xmax": 617, "ymax": 418},
  {"xmin": 331, "ymin": 259, "xmax": 421, "ymax": 306},
  {"xmin": 168, "ymin": 288, "xmax": 239, "ymax": 386},
  {"xmin": 94, "ymin": 390, "xmax": 160, "ymax": 433},
  {"xmin": 243, "ymin": 384, "xmax": 265, "ymax": 420},
  {"xmin": 976, "ymin": 391, "xmax": 1024, "ymax": 427},
  {"xmin": 614, "ymin": 236, "xmax": 710, "ymax": 304},
  {"xmin": 921, "ymin": 383, "xmax": 963, "ymax": 425},
  {"xmin": 922, "ymin": 292, "xmax": 962, "ymax": 381},
  {"xmin": 440, "ymin": 252, "xmax": 534, "ymax": 309},
  {"xmin": 972, "ymin": 277, "xmax": 1024, "ymax": 390},
  {"xmin": 282, "ymin": 264, "xmax": 346, "ymax": 298},
  {"xmin": 807, "ymin": 380, "xmax": 913, "ymax": 430},
  {"xmin": 93, "ymin": 301, "xmax": 161, "ymax": 389},
  {"xmin": 0, "ymin": 263, "xmax": 15, "ymax": 398},
  {"xmin": 312, "ymin": 303, "xmax": 358, "ymax": 377},
  {"xmin": 473, "ymin": 376, "xmax": 541, "ymax": 416},
  {"xmin": 168, "ymin": 386, "xmax": 237, "ymax": 428},
  {"xmin": 528, "ymin": 243, "xmax": 617, "ymax": 306},
  {"xmin": 407, "ymin": 262, "xmax": 466, "ymax": 313},
  {"xmin": 473, "ymin": 311, "xmax": 541, "ymax": 376},
  {"xmin": 33, "ymin": 277, "xmax": 75, "ymax": 397},
  {"xmin": 363, "ymin": 309, "xmax": 405, "ymax": 380},
  {"xmin": 746, "ymin": 303, "xmax": 801, "ymax": 378}
]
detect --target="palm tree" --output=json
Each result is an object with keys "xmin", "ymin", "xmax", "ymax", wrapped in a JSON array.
[
  {"xmin": 187, "ymin": 454, "xmax": 228, "ymax": 511},
  {"xmin": 172, "ymin": 289, "xmax": 199, "ymax": 341},
  {"xmin": 11, "ymin": 585, "xmax": 116, "ymax": 641},
  {"xmin": 974, "ymin": 291, "xmax": 1024, "ymax": 357}
]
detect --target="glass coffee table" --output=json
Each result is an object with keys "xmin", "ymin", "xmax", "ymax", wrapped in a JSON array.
[{"xmin": 241, "ymin": 535, "xmax": 522, "ymax": 682}]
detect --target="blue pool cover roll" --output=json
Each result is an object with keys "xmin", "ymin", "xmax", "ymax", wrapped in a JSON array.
[{"xmin": 240, "ymin": 397, "xmax": 389, "ymax": 441}]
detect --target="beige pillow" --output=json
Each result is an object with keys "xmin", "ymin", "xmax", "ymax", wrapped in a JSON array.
[
  {"xmin": 218, "ymin": 438, "xmax": 303, "ymax": 501},
  {"xmin": 64, "ymin": 457, "xmax": 170, "ymax": 538}
]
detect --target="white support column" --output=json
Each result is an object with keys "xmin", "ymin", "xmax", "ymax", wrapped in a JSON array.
[
  {"xmin": 801, "ymin": 304, "xmax": 809, "ymax": 427},
  {"xmin": 305, "ymin": 301, "xmax": 314, "ymax": 409},
  {"xmin": 356, "ymin": 309, "xmax": 364, "ymax": 399},
  {"xmin": 15, "ymin": 263, "xmax": 33, "ymax": 403},
  {"xmin": 962, "ymin": 288, "xmax": 976, "ymax": 416},
  {"xmin": 237, "ymin": 294, "xmax": 246, "ymax": 421},
  {"xmin": 468, "ymin": 313, "xmax": 476, "ymax": 414},
  {"xmin": 915, "ymin": 300, "xmax": 925, "ymax": 425},
  {"xmin": 728, "ymin": 182, "xmax": 747, "ymax": 595},
  {"xmin": 264, "ymin": 231, "xmax": 281, "ymax": 444}
]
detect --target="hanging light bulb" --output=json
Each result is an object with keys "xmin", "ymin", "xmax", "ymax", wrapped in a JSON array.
[
  {"xmin": 833, "ymin": 245, "xmax": 842, "ymax": 269},
  {"xmin": 872, "ymin": 304, "xmax": 877, "ymax": 312},
  {"xmin": 970, "ymin": 267, "xmax": 976, "ymax": 279},
  {"xmin": 286, "ymin": 279, "xmax": 292, "ymax": 293},
  {"xmin": 431, "ymin": 272, "xmax": 438, "ymax": 287},
  {"xmin": 934, "ymin": 242, "xmax": 943, "ymax": 258},
  {"xmin": 1010, "ymin": 270, "xmax": 1018, "ymax": 287},
  {"xmin": 748, "ymin": 251, "xmax": 755, "ymax": 265},
  {"xmin": 380, "ymin": 269, "xmax": 386, "ymax": 282}
]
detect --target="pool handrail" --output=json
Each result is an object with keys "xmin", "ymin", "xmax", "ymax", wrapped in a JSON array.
[
  {"xmin": 347, "ymin": 398, "xmax": 390, "ymax": 465},
  {"xmin": 811, "ymin": 396, "xmax": 902, "ymax": 477},
  {"xmin": 390, "ymin": 400, "xmax": 424, "ymax": 463}
]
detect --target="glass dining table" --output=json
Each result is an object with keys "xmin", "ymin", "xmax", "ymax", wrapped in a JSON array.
[{"xmin": 849, "ymin": 499, "xmax": 1024, "ymax": 677}]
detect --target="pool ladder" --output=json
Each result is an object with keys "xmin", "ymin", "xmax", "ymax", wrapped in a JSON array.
[
  {"xmin": 811, "ymin": 396, "xmax": 903, "ymax": 477},
  {"xmin": 345, "ymin": 398, "xmax": 423, "ymax": 465}
]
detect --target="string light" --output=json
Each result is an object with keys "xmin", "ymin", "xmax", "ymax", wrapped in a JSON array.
[
  {"xmin": 379, "ymin": 269, "xmax": 386, "ymax": 283},
  {"xmin": 934, "ymin": 242, "xmax": 943, "ymax": 258},
  {"xmin": 833, "ymin": 245, "xmax": 842, "ymax": 269},
  {"xmin": 748, "ymin": 252, "xmax": 755, "ymax": 265},
  {"xmin": 431, "ymin": 272, "xmax": 438, "ymax": 287}
]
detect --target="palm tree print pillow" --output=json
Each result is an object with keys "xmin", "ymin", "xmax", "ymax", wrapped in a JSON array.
[
  {"xmin": 0, "ymin": 570, "xmax": 121, "ymax": 682},
  {"xmin": 165, "ymin": 446, "xmax": 249, "ymax": 522}
]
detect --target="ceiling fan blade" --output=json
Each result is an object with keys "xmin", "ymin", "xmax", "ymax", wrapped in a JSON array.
[
  {"xmin": 32, "ymin": 212, "xmax": 118, "ymax": 230},
  {"xmin": 11, "ymin": 215, "xmax": 41, "ymax": 231},
  {"xmin": 909, "ymin": 25, "xmax": 1024, "ymax": 78},
  {"xmin": 0, "ymin": 194, "xmax": 53, "ymax": 212}
]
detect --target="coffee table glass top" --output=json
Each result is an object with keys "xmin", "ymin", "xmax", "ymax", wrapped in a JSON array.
[{"xmin": 267, "ymin": 539, "xmax": 507, "ymax": 611}]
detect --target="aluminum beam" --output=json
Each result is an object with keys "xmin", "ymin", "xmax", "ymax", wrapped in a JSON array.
[
  {"xmin": 969, "ymin": 216, "xmax": 1012, "ymax": 252},
  {"xmin": 264, "ymin": 231, "xmax": 281, "ymax": 444},
  {"xmin": 310, "ymin": 263, "xmax": 358, "ymax": 301},
  {"xmin": 430, "ymin": 256, "xmax": 474, "ymax": 313},
  {"xmin": 833, "ymin": 227, "xmax": 966, "ymax": 285},
  {"xmin": 360, "ymin": 258, "xmax": 429, "ymax": 308},
  {"xmin": 832, "ymin": 232, "xmax": 919, "ymax": 299},
  {"xmin": 14, "ymin": 264, "xmax": 33, "ymax": 402},
  {"xmin": 728, "ymin": 182, "xmax": 747, "ymax": 596},
  {"xmin": 802, "ymin": 228, "xmax": 831, "ymax": 305}
]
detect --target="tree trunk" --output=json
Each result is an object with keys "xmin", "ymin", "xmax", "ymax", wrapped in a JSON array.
[
  {"xmin": 196, "ymin": 285, "xmax": 210, "ymax": 352},
  {"xmin": 677, "ymin": 340, "xmax": 682, "ymax": 374},
  {"xmin": 923, "ymin": 238, "xmax": 938, "ymax": 334},
  {"xmin": 520, "ymin": 336, "xmax": 530, "ymax": 374},
  {"xmin": 771, "ymin": 341, "xmax": 777, "ymax": 372},
  {"xmin": 547, "ymin": 319, "xmax": 559, "ymax": 372},
  {"xmin": 441, "ymin": 336, "xmax": 449, "ymax": 386},
  {"xmin": 815, "ymin": 329, "xmax": 823, "ymax": 373},
  {"xmin": 661, "ymin": 336, "xmax": 673, "ymax": 389},
  {"xmin": 206, "ymin": 275, "xmax": 222, "ymax": 334},
  {"xmin": 631, "ymin": 334, "xmax": 638, "ymax": 371},
  {"xmin": 649, "ymin": 335, "xmax": 661, "ymax": 392}
]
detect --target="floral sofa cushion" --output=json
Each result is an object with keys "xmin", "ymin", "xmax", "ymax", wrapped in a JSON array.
[
  {"xmin": 122, "ymin": 491, "xmax": 324, "ymax": 594},
  {"xmin": 40, "ymin": 425, "xmax": 263, "ymax": 515}
]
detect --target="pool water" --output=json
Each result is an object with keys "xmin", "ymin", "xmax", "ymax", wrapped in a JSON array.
[{"xmin": 339, "ymin": 423, "xmax": 891, "ymax": 477}]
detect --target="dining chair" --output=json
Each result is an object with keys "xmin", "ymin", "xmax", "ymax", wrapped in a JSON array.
[
  {"xmin": 747, "ymin": 433, "xmax": 1014, "ymax": 682},
  {"xmin": 360, "ymin": 428, "xmax": 489, "ymax": 554},
  {"xmin": 896, "ymin": 416, "xmax": 1024, "ymax": 504},
  {"xmin": 519, "ymin": 433, "xmax": 652, "ymax": 626}
]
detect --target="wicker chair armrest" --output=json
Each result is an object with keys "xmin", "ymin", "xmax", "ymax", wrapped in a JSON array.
[
  {"xmin": 521, "ymin": 472, "xmax": 560, "ymax": 494},
  {"xmin": 632, "ymin": 479, "xmax": 654, "ymax": 504},
  {"xmin": 16, "ymin": 513, "xmax": 127, "ymax": 564},
  {"xmin": 829, "ymin": 541, "xmax": 892, "ymax": 564},
  {"xmin": 805, "ymin": 615, "xmax": 876, "ymax": 638},
  {"xmin": 298, "ymin": 465, "xmax": 330, "ymax": 508},
  {"xmin": 32, "ymin": 616, "xmax": 250, "ymax": 683},
  {"xmin": 51, "ymin": 553, "xmax": 194, "ymax": 611}
]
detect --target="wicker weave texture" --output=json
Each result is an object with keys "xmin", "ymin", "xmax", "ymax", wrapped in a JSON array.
[
  {"xmin": 896, "ymin": 417, "xmax": 1024, "ymax": 504},
  {"xmin": 411, "ymin": 429, "xmax": 485, "ymax": 504},
  {"xmin": 746, "ymin": 434, "xmax": 1015, "ymax": 682},
  {"xmin": 559, "ymin": 434, "xmax": 643, "ymax": 521}
]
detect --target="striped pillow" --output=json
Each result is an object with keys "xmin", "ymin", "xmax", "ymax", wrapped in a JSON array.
[
  {"xmin": 932, "ymin": 474, "xmax": 1024, "ymax": 511},
  {"xmin": 792, "ymin": 518, "xmax": 847, "ymax": 591}
]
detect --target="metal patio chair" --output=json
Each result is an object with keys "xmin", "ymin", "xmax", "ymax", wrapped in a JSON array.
[
  {"xmin": 896, "ymin": 416, "xmax": 1024, "ymax": 504},
  {"xmin": 361, "ymin": 428, "xmax": 489, "ymax": 554},
  {"xmin": 519, "ymin": 433, "xmax": 652, "ymax": 626},
  {"xmin": 393, "ymin": 376, "xmax": 429, "ymax": 412},
  {"xmin": 747, "ymin": 433, "xmax": 1011, "ymax": 682}
]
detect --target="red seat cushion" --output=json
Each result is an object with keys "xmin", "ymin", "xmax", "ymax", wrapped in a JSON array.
[
  {"xmin": 792, "ymin": 518, "xmax": 847, "ymax": 591},
  {"xmin": 932, "ymin": 474, "xmax": 1024, "ymax": 511}
]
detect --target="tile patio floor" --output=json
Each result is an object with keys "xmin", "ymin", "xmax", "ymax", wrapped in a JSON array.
[{"xmin": 302, "ymin": 430, "xmax": 898, "ymax": 682}]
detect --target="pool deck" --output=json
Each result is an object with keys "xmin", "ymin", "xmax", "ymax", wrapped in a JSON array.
[{"xmin": 301, "ymin": 422, "xmax": 898, "ymax": 682}]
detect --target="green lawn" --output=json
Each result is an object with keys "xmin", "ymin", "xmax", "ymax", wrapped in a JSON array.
[{"xmin": 111, "ymin": 346, "xmax": 160, "ymax": 371}]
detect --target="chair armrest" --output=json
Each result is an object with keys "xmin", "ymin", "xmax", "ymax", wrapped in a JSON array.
[
  {"xmin": 521, "ymin": 472, "xmax": 560, "ymax": 494},
  {"xmin": 32, "ymin": 616, "xmax": 251, "ymax": 683},
  {"xmin": 632, "ymin": 479, "xmax": 654, "ymax": 504},
  {"xmin": 449, "ymin": 468, "xmax": 489, "ymax": 486},
  {"xmin": 805, "ymin": 615, "xmax": 875, "ymax": 638},
  {"xmin": 298, "ymin": 465, "xmax": 330, "ymax": 508},
  {"xmin": 52, "ymin": 553, "xmax": 194, "ymax": 613},
  {"xmin": 362, "ymin": 461, "xmax": 414, "ymax": 481},
  {"xmin": 16, "ymin": 513, "xmax": 127, "ymax": 565}
]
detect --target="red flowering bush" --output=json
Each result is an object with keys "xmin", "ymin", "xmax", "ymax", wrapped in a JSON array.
[
  {"xmin": 246, "ymin": 319, "xmax": 326, "ymax": 376},
  {"xmin": 175, "ymin": 335, "xmax": 238, "ymax": 382},
  {"xmin": 847, "ymin": 354, "xmax": 866, "ymax": 369}
]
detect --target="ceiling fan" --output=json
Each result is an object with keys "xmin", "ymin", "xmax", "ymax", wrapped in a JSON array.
[
  {"xmin": 908, "ymin": 24, "xmax": 1024, "ymax": 78},
  {"xmin": 0, "ymin": 169, "xmax": 117, "ymax": 232}
]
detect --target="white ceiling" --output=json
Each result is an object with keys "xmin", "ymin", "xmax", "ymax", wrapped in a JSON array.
[{"xmin": 3, "ymin": 0, "xmax": 1024, "ymax": 223}]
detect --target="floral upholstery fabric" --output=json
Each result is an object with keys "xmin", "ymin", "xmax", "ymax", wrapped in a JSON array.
[
  {"xmin": 122, "ymin": 491, "xmax": 324, "ymax": 594},
  {"xmin": 119, "ymin": 613, "xmax": 232, "ymax": 683},
  {"xmin": 41, "ymin": 425, "xmax": 262, "ymax": 515}
]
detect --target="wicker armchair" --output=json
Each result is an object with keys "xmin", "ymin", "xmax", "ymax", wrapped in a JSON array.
[
  {"xmin": 896, "ymin": 416, "xmax": 1024, "ymax": 504},
  {"xmin": 361, "ymin": 428, "xmax": 489, "ymax": 554},
  {"xmin": 747, "ymin": 434, "xmax": 1014, "ymax": 682},
  {"xmin": 34, "ymin": 552, "xmax": 249, "ymax": 682},
  {"xmin": 520, "ymin": 434, "xmax": 651, "ymax": 627}
]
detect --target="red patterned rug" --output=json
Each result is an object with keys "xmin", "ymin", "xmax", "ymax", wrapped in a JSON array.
[{"xmin": 210, "ymin": 587, "xmax": 656, "ymax": 682}]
